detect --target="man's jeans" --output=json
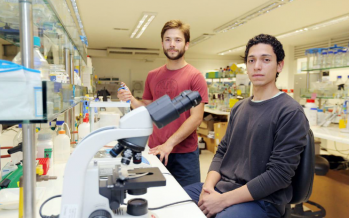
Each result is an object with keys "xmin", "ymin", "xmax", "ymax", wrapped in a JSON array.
[{"xmin": 184, "ymin": 182, "xmax": 282, "ymax": 218}]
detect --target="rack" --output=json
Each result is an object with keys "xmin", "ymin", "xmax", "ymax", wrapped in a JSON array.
[{"xmin": 0, "ymin": 1, "xmax": 88, "ymax": 217}]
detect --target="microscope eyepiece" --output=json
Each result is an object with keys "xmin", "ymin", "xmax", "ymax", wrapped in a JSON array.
[{"xmin": 146, "ymin": 90, "xmax": 202, "ymax": 129}]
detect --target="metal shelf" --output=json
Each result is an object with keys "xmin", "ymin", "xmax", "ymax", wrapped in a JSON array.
[
  {"xmin": 301, "ymin": 65, "xmax": 349, "ymax": 72},
  {"xmin": 0, "ymin": 81, "xmax": 87, "ymax": 124},
  {"xmin": 0, "ymin": 0, "xmax": 87, "ymax": 63}
]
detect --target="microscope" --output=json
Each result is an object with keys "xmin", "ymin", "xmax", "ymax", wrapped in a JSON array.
[{"xmin": 60, "ymin": 91, "xmax": 202, "ymax": 218}]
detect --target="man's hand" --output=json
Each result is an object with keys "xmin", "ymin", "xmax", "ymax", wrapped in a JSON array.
[
  {"xmin": 198, "ymin": 187, "xmax": 227, "ymax": 218},
  {"xmin": 117, "ymin": 82, "xmax": 132, "ymax": 102},
  {"xmin": 148, "ymin": 143, "xmax": 174, "ymax": 166}
]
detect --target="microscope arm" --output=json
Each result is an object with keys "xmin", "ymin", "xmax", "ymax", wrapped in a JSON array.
[{"xmin": 60, "ymin": 107, "xmax": 152, "ymax": 218}]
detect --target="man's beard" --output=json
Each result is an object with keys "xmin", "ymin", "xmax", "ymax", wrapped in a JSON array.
[{"xmin": 163, "ymin": 47, "xmax": 186, "ymax": 60}]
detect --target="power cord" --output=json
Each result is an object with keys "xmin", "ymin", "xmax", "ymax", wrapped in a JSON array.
[
  {"xmin": 148, "ymin": 199, "xmax": 196, "ymax": 210},
  {"xmin": 39, "ymin": 195, "xmax": 61, "ymax": 218}
]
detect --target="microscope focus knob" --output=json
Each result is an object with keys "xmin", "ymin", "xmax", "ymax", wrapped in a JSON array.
[{"xmin": 89, "ymin": 210, "xmax": 112, "ymax": 218}]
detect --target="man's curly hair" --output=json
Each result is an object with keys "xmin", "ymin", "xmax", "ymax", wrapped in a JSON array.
[{"xmin": 244, "ymin": 34, "xmax": 285, "ymax": 81}]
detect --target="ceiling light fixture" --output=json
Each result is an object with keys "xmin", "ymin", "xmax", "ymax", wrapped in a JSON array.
[
  {"xmin": 277, "ymin": 14, "xmax": 349, "ymax": 39},
  {"xmin": 218, "ymin": 46, "xmax": 245, "ymax": 56},
  {"xmin": 70, "ymin": 0, "xmax": 88, "ymax": 45},
  {"xmin": 217, "ymin": 13, "xmax": 349, "ymax": 56},
  {"xmin": 130, "ymin": 12, "xmax": 157, "ymax": 39},
  {"xmin": 190, "ymin": 34, "xmax": 215, "ymax": 46},
  {"xmin": 214, "ymin": 0, "xmax": 294, "ymax": 34}
]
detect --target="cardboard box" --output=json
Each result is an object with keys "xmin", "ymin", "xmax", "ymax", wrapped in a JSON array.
[
  {"xmin": 197, "ymin": 127, "xmax": 209, "ymax": 136},
  {"xmin": 214, "ymin": 122, "xmax": 228, "ymax": 146},
  {"xmin": 198, "ymin": 133, "xmax": 215, "ymax": 153},
  {"xmin": 199, "ymin": 114, "xmax": 215, "ymax": 131}
]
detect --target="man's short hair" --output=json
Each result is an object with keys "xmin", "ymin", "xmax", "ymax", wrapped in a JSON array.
[
  {"xmin": 161, "ymin": 20, "xmax": 190, "ymax": 43},
  {"xmin": 244, "ymin": 34, "xmax": 285, "ymax": 81}
]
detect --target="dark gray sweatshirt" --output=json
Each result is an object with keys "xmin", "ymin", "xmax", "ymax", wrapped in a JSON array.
[{"xmin": 209, "ymin": 93, "xmax": 309, "ymax": 208}]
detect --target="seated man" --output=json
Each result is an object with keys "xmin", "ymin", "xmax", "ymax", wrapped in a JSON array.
[{"xmin": 184, "ymin": 34, "xmax": 309, "ymax": 218}]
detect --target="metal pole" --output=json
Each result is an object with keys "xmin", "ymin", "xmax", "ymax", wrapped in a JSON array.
[
  {"xmin": 64, "ymin": 48, "xmax": 74, "ymax": 143},
  {"xmin": 70, "ymin": 51, "xmax": 75, "ymax": 143},
  {"xmin": 22, "ymin": 124, "xmax": 36, "ymax": 218},
  {"xmin": 19, "ymin": 1, "xmax": 36, "ymax": 217}
]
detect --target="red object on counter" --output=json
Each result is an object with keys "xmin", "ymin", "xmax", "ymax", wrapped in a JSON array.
[
  {"xmin": 36, "ymin": 158, "xmax": 50, "ymax": 175},
  {"xmin": 282, "ymin": 89, "xmax": 288, "ymax": 93}
]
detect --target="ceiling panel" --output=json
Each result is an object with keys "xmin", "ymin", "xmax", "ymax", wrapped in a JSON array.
[{"xmin": 76, "ymin": 0, "xmax": 349, "ymax": 56}]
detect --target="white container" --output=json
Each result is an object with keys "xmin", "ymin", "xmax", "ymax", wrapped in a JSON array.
[
  {"xmin": 1, "ymin": 162, "xmax": 18, "ymax": 178},
  {"xmin": 13, "ymin": 36, "xmax": 50, "ymax": 81},
  {"xmin": 304, "ymin": 99, "xmax": 317, "ymax": 126},
  {"xmin": 37, "ymin": 132, "xmax": 54, "ymax": 166},
  {"xmin": 54, "ymin": 130, "xmax": 70, "ymax": 164},
  {"xmin": 78, "ymin": 117, "xmax": 90, "ymax": 143},
  {"xmin": 317, "ymin": 109, "xmax": 325, "ymax": 125},
  {"xmin": 99, "ymin": 112, "xmax": 120, "ymax": 128}
]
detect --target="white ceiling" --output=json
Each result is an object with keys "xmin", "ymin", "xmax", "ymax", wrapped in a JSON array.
[{"xmin": 77, "ymin": 0, "xmax": 349, "ymax": 57}]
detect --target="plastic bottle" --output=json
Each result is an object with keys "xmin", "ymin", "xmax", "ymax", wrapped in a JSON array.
[
  {"xmin": 344, "ymin": 75, "xmax": 349, "ymax": 98},
  {"xmin": 321, "ymin": 51, "xmax": 328, "ymax": 68},
  {"xmin": 53, "ymin": 130, "xmax": 70, "ymax": 164},
  {"xmin": 13, "ymin": 124, "xmax": 22, "ymax": 147},
  {"xmin": 78, "ymin": 117, "xmax": 90, "ymax": 143},
  {"xmin": 55, "ymin": 121, "xmax": 64, "ymax": 135},
  {"xmin": 40, "ymin": 123, "xmax": 56, "ymax": 139},
  {"xmin": 335, "ymin": 76, "xmax": 345, "ymax": 98},
  {"xmin": 304, "ymin": 99, "xmax": 317, "ymax": 126},
  {"xmin": 13, "ymin": 36, "xmax": 50, "ymax": 81},
  {"xmin": 37, "ymin": 132, "xmax": 54, "ymax": 166},
  {"xmin": 74, "ymin": 69, "xmax": 82, "ymax": 85},
  {"xmin": 317, "ymin": 109, "xmax": 325, "ymax": 125},
  {"xmin": 326, "ymin": 51, "xmax": 334, "ymax": 68}
]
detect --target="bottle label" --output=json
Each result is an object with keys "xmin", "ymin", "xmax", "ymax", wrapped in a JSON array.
[{"xmin": 44, "ymin": 148, "xmax": 52, "ymax": 159}]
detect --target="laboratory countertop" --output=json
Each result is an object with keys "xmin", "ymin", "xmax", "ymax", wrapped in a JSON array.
[
  {"xmin": 0, "ymin": 143, "xmax": 205, "ymax": 218},
  {"xmin": 311, "ymin": 125, "xmax": 349, "ymax": 145},
  {"xmin": 204, "ymin": 107, "xmax": 230, "ymax": 116}
]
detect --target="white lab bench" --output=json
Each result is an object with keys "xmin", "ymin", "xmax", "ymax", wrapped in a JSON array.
[
  {"xmin": 0, "ymin": 136, "xmax": 205, "ymax": 218},
  {"xmin": 311, "ymin": 125, "xmax": 349, "ymax": 145},
  {"xmin": 204, "ymin": 107, "xmax": 230, "ymax": 120}
]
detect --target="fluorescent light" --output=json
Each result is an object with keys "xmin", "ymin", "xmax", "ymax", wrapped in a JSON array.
[
  {"xmin": 217, "ymin": 13, "xmax": 349, "ymax": 55},
  {"xmin": 130, "ymin": 12, "xmax": 157, "ymax": 39},
  {"xmin": 218, "ymin": 46, "xmax": 245, "ymax": 55},
  {"xmin": 190, "ymin": 34, "xmax": 215, "ymax": 46},
  {"xmin": 277, "ymin": 14, "xmax": 349, "ymax": 39},
  {"xmin": 214, "ymin": 0, "xmax": 294, "ymax": 34},
  {"xmin": 70, "ymin": 0, "xmax": 88, "ymax": 46}
]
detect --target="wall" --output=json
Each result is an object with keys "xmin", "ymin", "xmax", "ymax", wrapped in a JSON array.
[
  {"xmin": 275, "ymin": 45, "xmax": 297, "ymax": 90},
  {"xmin": 92, "ymin": 56, "xmax": 241, "ymax": 91}
]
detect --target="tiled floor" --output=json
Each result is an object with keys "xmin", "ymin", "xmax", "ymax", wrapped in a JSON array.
[{"xmin": 199, "ymin": 150, "xmax": 214, "ymax": 182}]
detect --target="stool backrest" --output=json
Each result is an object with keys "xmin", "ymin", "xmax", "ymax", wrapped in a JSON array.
[{"xmin": 289, "ymin": 129, "xmax": 315, "ymax": 204}]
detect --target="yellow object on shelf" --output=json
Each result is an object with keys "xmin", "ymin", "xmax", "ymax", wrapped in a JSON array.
[
  {"xmin": 339, "ymin": 119, "xmax": 347, "ymax": 129},
  {"xmin": 229, "ymin": 99, "xmax": 239, "ymax": 108}
]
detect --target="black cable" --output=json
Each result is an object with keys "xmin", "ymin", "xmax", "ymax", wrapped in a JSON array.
[
  {"xmin": 39, "ymin": 195, "xmax": 61, "ymax": 218},
  {"xmin": 148, "ymin": 199, "xmax": 196, "ymax": 210}
]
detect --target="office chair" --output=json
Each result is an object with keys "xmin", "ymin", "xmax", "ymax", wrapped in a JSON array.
[{"xmin": 282, "ymin": 130, "xmax": 329, "ymax": 218}]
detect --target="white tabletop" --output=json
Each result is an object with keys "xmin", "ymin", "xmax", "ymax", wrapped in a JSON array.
[
  {"xmin": 311, "ymin": 125, "xmax": 349, "ymax": 145},
  {"xmin": 0, "ymin": 145, "xmax": 205, "ymax": 218},
  {"xmin": 204, "ymin": 107, "xmax": 230, "ymax": 116}
]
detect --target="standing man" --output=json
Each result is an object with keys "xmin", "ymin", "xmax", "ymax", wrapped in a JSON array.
[
  {"xmin": 184, "ymin": 34, "xmax": 309, "ymax": 218},
  {"xmin": 118, "ymin": 20, "xmax": 208, "ymax": 187}
]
